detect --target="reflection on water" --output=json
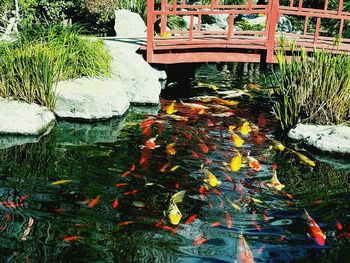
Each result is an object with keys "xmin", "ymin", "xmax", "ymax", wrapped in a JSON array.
[{"xmin": 0, "ymin": 63, "xmax": 349, "ymax": 262}]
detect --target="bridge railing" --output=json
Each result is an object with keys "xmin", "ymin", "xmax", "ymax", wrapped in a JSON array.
[{"xmin": 146, "ymin": 0, "xmax": 350, "ymax": 63}]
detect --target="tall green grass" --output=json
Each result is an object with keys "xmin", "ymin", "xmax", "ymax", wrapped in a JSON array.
[
  {"xmin": 271, "ymin": 40, "xmax": 350, "ymax": 131},
  {"xmin": 0, "ymin": 24, "xmax": 112, "ymax": 109}
]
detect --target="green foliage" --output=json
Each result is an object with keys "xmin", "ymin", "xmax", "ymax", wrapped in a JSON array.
[
  {"xmin": 270, "ymin": 38, "xmax": 350, "ymax": 131},
  {"xmin": 0, "ymin": 24, "xmax": 112, "ymax": 109},
  {"xmin": 236, "ymin": 20, "xmax": 265, "ymax": 31}
]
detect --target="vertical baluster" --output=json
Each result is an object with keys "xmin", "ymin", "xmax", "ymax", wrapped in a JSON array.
[
  {"xmin": 339, "ymin": 19, "xmax": 344, "ymax": 36},
  {"xmin": 198, "ymin": 14, "xmax": 202, "ymax": 32},
  {"xmin": 173, "ymin": 0, "xmax": 177, "ymax": 11},
  {"xmin": 314, "ymin": 17, "xmax": 321, "ymax": 45},
  {"xmin": 298, "ymin": 0, "xmax": 303, "ymax": 11},
  {"xmin": 211, "ymin": 0, "xmax": 216, "ymax": 10},
  {"xmin": 227, "ymin": 15, "xmax": 234, "ymax": 41},
  {"xmin": 248, "ymin": 0, "xmax": 253, "ymax": 11},
  {"xmin": 290, "ymin": 0, "xmax": 294, "ymax": 8},
  {"xmin": 266, "ymin": 0, "xmax": 279, "ymax": 63},
  {"xmin": 189, "ymin": 15, "xmax": 194, "ymax": 42},
  {"xmin": 303, "ymin": 16, "xmax": 309, "ymax": 35},
  {"xmin": 324, "ymin": 0, "xmax": 328, "ymax": 10},
  {"xmin": 147, "ymin": 0, "xmax": 155, "ymax": 62},
  {"xmin": 338, "ymin": 0, "xmax": 343, "ymax": 15},
  {"xmin": 161, "ymin": 0, "xmax": 168, "ymax": 35}
]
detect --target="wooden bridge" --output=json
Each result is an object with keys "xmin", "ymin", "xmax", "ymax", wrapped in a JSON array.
[{"xmin": 141, "ymin": 0, "xmax": 350, "ymax": 64}]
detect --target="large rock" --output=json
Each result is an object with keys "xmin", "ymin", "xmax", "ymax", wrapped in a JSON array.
[
  {"xmin": 0, "ymin": 100, "xmax": 55, "ymax": 136},
  {"xmin": 54, "ymin": 78, "xmax": 130, "ymax": 120},
  {"xmin": 114, "ymin": 9, "xmax": 147, "ymax": 37},
  {"xmin": 105, "ymin": 40, "xmax": 162, "ymax": 105},
  {"xmin": 288, "ymin": 124, "xmax": 350, "ymax": 154}
]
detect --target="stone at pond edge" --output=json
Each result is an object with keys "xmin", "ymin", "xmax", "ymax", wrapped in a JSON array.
[
  {"xmin": 105, "ymin": 40, "xmax": 162, "ymax": 105},
  {"xmin": 288, "ymin": 124, "xmax": 350, "ymax": 154},
  {"xmin": 0, "ymin": 100, "xmax": 55, "ymax": 136},
  {"xmin": 54, "ymin": 78, "xmax": 130, "ymax": 120},
  {"xmin": 114, "ymin": 9, "xmax": 147, "ymax": 38}
]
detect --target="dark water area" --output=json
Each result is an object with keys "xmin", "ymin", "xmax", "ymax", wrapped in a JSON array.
[{"xmin": 0, "ymin": 63, "xmax": 350, "ymax": 262}]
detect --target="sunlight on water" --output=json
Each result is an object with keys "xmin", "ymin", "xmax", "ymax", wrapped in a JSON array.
[{"xmin": 0, "ymin": 63, "xmax": 349, "ymax": 262}]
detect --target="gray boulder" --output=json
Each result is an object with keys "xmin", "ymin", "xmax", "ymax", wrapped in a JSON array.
[
  {"xmin": 114, "ymin": 9, "xmax": 147, "ymax": 37},
  {"xmin": 288, "ymin": 124, "xmax": 350, "ymax": 154},
  {"xmin": 105, "ymin": 40, "xmax": 162, "ymax": 105},
  {"xmin": 54, "ymin": 78, "xmax": 130, "ymax": 120},
  {"xmin": 0, "ymin": 99, "xmax": 55, "ymax": 136}
]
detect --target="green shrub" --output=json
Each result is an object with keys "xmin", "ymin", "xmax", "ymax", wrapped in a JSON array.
[
  {"xmin": 0, "ymin": 24, "xmax": 112, "ymax": 109},
  {"xmin": 270, "ymin": 40, "xmax": 350, "ymax": 131}
]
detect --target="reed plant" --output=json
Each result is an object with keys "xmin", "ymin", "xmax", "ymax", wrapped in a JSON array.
[
  {"xmin": 271, "ymin": 39, "xmax": 350, "ymax": 131},
  {"xmin": 0, "ymin": 24, "xmax": 112, "ymax": 109}
]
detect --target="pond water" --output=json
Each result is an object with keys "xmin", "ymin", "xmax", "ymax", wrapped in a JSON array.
[{"xmin": 0, "ymin": 63, "xmax": 350, "ymax": 262}]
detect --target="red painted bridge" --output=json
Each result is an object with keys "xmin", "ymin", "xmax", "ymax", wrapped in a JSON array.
[{"xmin": 140, "ymin": 0, "xmax": 350, "ymax": 64}]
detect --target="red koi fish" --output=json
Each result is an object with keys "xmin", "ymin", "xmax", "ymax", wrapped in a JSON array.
[
  {"xmin": 185, "ymin": 214, "xmax": 198, "ymax": 225},
  {"xmin": 19, "ymin": 194, "xmax": 30, "ymax": 202},
  {"xmin": 87, "ymin": 195, "xmax": 101, "ymax": 208},
  {"xmin": 304, "ymin": 209, "xmax": 326, "ymax": 246},
  {"xmin": 123, "ymin": 189, "xmax": 139, "ymax": 196},
  {"xmin": 112, "ymin": 198, "xmax": 119, "ymax": 209},
  {"xmin": 237, "ymin": 234, "xmax": 254, "ymax": 263},
  {"xmin": 117, "ymin": 221, "xmax": 134, "ymax": 227},
  {"xmin": 159, "ymin": 225, "xmax": 178, "ymax": 235},
  {"xmin": 247, "ymin": 154, "xmax": 261, "ymax": 171},
  {"xmin": 199, "ymin": 143, "xmax": 209, "ymax": 154},
  {"xmin": 115, "ymin": 183, "xmax": 128, "ymax": 187},
  {"xmin": 193, "ymin": 235, "xmax": 209, "ymax": 246},
  {"xmin": 141, "ymin": 136, "xmax": 160, "ymax": 150},
  {"xmin": 64, "ymin": 236, "xmax": 83, "ymax": 242},
  {"xmin": 191, "ymin": 150, "xmax": 200, "ymax": 159},
  {"xmin": 225, "ymin": 211, "xmax": 232, "ymax": 229},
  {"xmin": 211, "ymin": 221, "xmax": 221, "ymax": 227}
]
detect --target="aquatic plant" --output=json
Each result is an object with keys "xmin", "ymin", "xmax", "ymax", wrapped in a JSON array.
[
  {"xmin": 270, "ymin": 39, "xmax": 350, "ymax": 131},
  {"xmin": 0, "ymin": 24, "xmax": 111, "ymax": 109}
]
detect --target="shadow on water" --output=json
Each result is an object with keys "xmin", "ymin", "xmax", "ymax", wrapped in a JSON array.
[{"xmin": 0, "ymin": 63, "xmax": 349, "ymax": 262}]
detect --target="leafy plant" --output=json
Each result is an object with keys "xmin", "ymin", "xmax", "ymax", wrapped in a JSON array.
[
  {"xmin": 270, "ymin": 38, "xmax": 350, "ymax": 131},
  {"xmin": 0, "ymin": 24, "xmax": 112, "ymax": 109}
]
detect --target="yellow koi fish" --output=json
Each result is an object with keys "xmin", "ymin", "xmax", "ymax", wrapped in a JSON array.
[
  {"xmin": 271, "ymin": 140, "xmax": 286, "ymax": 152},
  {"xmin": 230, "ymin": 150, "xmax": 243, "ymax": 172},
  {"xmin": 238, "ymin": 121, "xmax": 251, "ymax": 136},
  {"xmin": 230, "ymin": 131, "xmax": 244, "ymax": 147},
  {"xmin": 165, "ymin": 190, "xmax": 186, "ymax": 225},
  {"xmin": 201, "ymin": 165, "xmax": 221, "ymax": 187},
  {"xmin": 197, "ymin": 82, "xmax": 219, "ymax": 91},
  {"xmin": 227, "ymin": 198, "xmax": 241, "ymax": 211},
  {"xmin": 52, "ymin": 180, "xmax": 72, "ymax": 185},
  {"xmin": 165, "ymin": 100, "xmax": 178, "ymax": 115},
  {"xmin": 289, "ymin": 149, "xmax": 316, "ymax": 167},
  {"xmin": 166, "ymin": 143, "xmax": 176, "ymax": 156}
]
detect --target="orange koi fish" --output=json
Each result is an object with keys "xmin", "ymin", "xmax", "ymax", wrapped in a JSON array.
[
  {"xmin": 159, "ymin": 225, "xmax": 178, "ymax": 235},
  {"xmin": 142, "ymin": 136, "xmax": 160, "ymax": 150},
  {"xmin": 115, "ymin": 183, "xmax": 128, "ymax": 187},
  {"xmin": 185, "ymin": 214, "xmax": 198, "ymax": 225},
  {"xmin": 247, "ymin": 154, "xmax": 261, "ymax": 171},
  {"xmin": 191, "ymin": 150, "xmax": 200, "ymax": 159},
  {"xmin": 160, "ymin": 162, "xmax": 171, "ymax": 173},
  {"xmin": 166, "ymin": 143, "xmax": 176, "ymax": 155},
  {"xmin": 237, "ymin": 233, "xmax": 254, "ymax": 263},
  {"xmin": 175, "ymin": 181, "xmax": 180, "ymax": 189},
  {"xmin": 304, "ymin": 209, "xmax": 326, "ymax": 246},
  {"xmin": 64, "ymin": 236, "xmax": 83, "ymax": 242},
  {"xmin": 87, "ymin": 195, "xmax": 101, "ymax": 208}
]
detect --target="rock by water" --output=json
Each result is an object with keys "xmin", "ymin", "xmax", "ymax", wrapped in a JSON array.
[
  {"xmin": 54, "ymin": 78, "xmax": 130, "ymax": 120},
  {"xmin": 288, "ymin": 124, "xmax": 350, "ymax": 154},
  {"xmin": 0, "ymin": 100, "xmax": 55, "ymax": 136}
]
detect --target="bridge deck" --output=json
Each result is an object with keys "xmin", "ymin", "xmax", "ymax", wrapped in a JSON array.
[{"xmin": 143, "ymin": 0, "xmax": 350, "ymax": 64}]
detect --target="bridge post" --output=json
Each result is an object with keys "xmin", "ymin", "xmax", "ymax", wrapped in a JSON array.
[
  {"xmin": 266, "ymin": 0, "xmax": 279, "ymax": 63},
  {"xmin": 147, "ymin": 0, "xmax": 155, "ymax": 62}
]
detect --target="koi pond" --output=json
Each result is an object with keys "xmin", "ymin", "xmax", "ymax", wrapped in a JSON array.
[{"xmin": 0, "ymin": 63, "xmax": 350, "ymax": 262}]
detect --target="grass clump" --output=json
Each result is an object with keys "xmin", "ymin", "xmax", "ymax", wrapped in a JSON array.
[
  {"xmin": 270, "ymin": 40, "xmax": 350, "ymax": 131},
  {"xmin": 0, "ymin": 24, "xmax": 112, "ymax": 109}
]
